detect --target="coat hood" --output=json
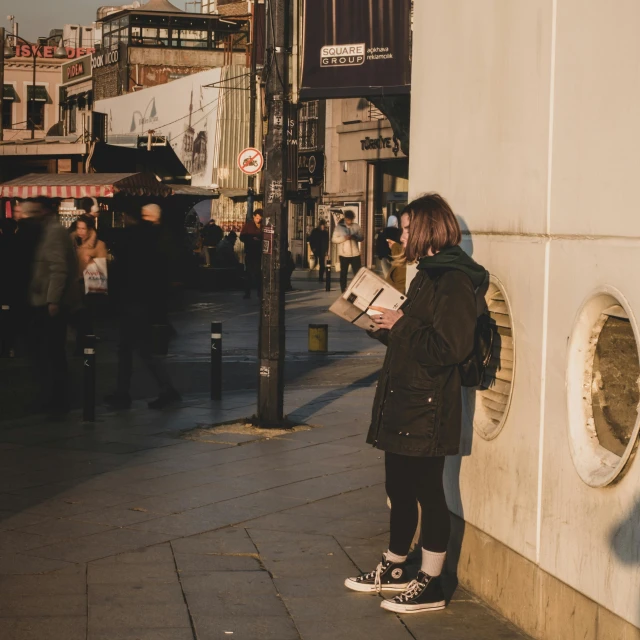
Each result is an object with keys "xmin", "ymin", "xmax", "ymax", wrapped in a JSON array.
[{"xmin": 417, "ymin": 246, "xmax": 487, "ymax": 288}]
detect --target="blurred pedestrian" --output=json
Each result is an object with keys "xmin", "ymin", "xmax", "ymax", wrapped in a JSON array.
[
  {"xmin": 69, "ymin": 214, "xmax": 108, "ymax": 352},
  {"xmin": 216, "ymin": 231, "xmax": 238, "ymax": 267},
  {"xmin": 331, "ymin": 210, "xmax": 363, "ymax": 293},
  {"xmin": 345, "ymin": 194, "xmax": 487, "ymax": 614},
  {"xmin": 105, "ymin": 204, "xmax": 180, "ymax": 411},
  {"xmin": 240, "ymin": 209, "xmax": 263, "ymax": 299},
  {"xmin": 201, "ymin": 219, "xmax": 224, "ymax": 267},
  {"xmin": 384, "ymin": 227, "xmax": 406, "ymax": 294},
  {"xmin": 308, "ymin": 220, "xmax": 329, "ymax": 283},
  {"xmin": 28, "ymin": 198, "xmax": 81, "ymax": 419}
]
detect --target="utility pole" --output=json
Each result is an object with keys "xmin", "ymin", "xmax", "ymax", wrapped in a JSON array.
[
  {"xmin": 246, "ymin": 0, "xmax": 258, "ymax": 221},
  {"xmin": 257, "ymin": 0, "xmax": 290, "ymax": 427},
  {"xmin": 0, "ymin": 28, "xmax": 5, "ymax": 142}
]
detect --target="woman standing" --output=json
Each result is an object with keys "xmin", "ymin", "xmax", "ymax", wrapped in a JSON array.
[
  {"xmin": 344, "ymin": 193, "xmax": 487, "ymax": 614},
  {"xmin": 70, "ymin": 215, "xmax": 108, "ymax": 348}
]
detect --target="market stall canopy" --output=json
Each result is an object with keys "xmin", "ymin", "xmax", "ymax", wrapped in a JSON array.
[{"xmin": 0, "ymin": 173, "xmax": 174, "ymax": 199}]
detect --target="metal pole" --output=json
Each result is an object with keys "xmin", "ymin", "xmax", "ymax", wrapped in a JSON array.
[
  {"xmin": 257, "ymin": 0, "xmax": 289, "ymax": 427},
  {"xmin": 325, "ymin": 212, "xmax": 333, "ymax": 292},
  {"xmin": 30, "ymin": 46, "xmax": 37, "ymax": 139},
  {"xmin": 83, "ymin": 334, "xmax": 96, "ymax": 422},
  {"xmin": 210, "ymin": 321, "xmax": 222, "ymax": 401},
  {"xmin": 0, "ymin": 27, "xmax": 5, "ymax": 142},
  {"xmin": 246, "ymin": 1, "xmax": 258, "ymax": 222}
]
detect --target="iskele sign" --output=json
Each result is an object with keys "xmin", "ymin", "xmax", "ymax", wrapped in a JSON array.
[{"xmin": 300, "ymin": 0, "xmax": 411, "ymax": 99}]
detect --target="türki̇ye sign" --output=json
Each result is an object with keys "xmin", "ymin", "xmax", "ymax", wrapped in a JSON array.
[
  {"xmin": 12, "ymin": 45, "xmax": 96, "ymax": 60},
  {"xmin": 360, "ymin": 135, "xmax": 400, "ymax": 155}
]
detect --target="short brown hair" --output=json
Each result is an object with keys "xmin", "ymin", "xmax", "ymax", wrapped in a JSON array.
[{"xmin": 404, "ymin": 193, "xmax": 461, "ymax": 262}]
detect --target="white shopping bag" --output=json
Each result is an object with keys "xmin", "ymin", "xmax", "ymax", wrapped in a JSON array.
[{"xmin": 83, "ymin": 257, "xmax": 108, "ymax": 295}]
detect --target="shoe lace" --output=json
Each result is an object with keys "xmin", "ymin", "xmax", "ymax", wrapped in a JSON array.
[
  {"xmin": 396, "ymin": 578, "xmax": 424, "ymax": 603},
  {"xmin": 358, "ymin": 560, "xmax": 388, "ymax": 593}
]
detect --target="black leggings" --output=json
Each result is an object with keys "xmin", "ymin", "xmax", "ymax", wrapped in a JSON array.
[{"xmin": 385, "ymin": 452, "xmax": 450, "ymax": 555}]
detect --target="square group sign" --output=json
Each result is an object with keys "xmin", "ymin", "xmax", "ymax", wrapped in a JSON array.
[{"xmin": 300, "ymin": 0, "xmax": 411, "ymax": 99}]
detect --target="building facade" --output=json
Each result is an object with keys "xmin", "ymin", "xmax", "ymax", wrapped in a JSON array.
[
  {"xmin": 411, "ymin": 2, "xmax": 640, "ymax": 638},
  {"xmin": 93, "ymin": 0, "xmax": 250, "ymax": 100}
]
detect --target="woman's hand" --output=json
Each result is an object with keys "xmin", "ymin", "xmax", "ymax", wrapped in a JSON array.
[{"xmin": 370, "ymin": 306, "xmax": 404, "ymax": 330}]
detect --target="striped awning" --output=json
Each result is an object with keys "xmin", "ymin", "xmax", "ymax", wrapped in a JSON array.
[{"xmin": 0, "ymin": 173, "xmax": 174, "ymax": 199}]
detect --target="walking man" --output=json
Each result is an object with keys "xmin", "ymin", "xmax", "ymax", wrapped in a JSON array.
[
  {"xmin": 28, "ymin": 198, "xmax": 80, "ymax": 418},
  {"xmin": 331, "ymin": 210, "xmax": 363, "ymax": 293},
  {"xmin": 240, "ymin": 209, "xmax": 263, "ymax": 299},
  {"xmin": 105, "ymin": 205, "xmax": 181, "ymax": 411},
  {"xmin": 308, "ymin": 220, "xmax": 329, "ymax": 282}
]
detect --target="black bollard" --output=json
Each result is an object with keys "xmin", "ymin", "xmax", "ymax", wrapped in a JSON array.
[
  {"xmin": 83, "ymin": 335, "xmax": 96, "ymax": 422},
  {"xmin": 211, "ymin": 321, "xmax": 222, "ymax": 400},
  {"xmin": 325, "ymin": 257, "xmax": 332, "ymax": 292},
  {"xmin": 0, "ymin": 304, "xmax": 9, "ymax": 357}
]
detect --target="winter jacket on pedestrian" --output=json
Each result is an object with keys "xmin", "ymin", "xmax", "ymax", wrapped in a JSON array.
[
  {"xmin": 308, "ymin": 227, "xmax": 329, "ymax": 256},
  {"xmin": 240, "ymin": 221, "xmax": 263, "ymax": 263},
  {"xmin": 385, "ymin": 242, "xmax": 407, "ymax": 294},
  {"xmin": 29, "ymin": 216, "xmax": 81, "ymax": 312},
  {"xmin": 367, "ymin": 246, "xmax": 487, "ymax": 457},
  {"xmin": 72, "ymin": 229, "xmax": 108, "ymax": 278},
  {"xmin": 331, "ymin": 221, "xmax": 362, "ymax": 258},
  {"xmin": 202, "ymin": 222, "xmax": 224, "ymax": 247}
]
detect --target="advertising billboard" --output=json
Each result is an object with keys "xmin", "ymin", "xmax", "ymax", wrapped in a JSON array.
[
  {"xmin": 95, "ymin": 68, "xmax": 223, "ymax": 186},
  {"xmin": 300, "ymin": 0, "xmax": 411, "ymax": 99}
]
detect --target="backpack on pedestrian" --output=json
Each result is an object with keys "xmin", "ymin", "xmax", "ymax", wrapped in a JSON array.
[{"xmin": 458, "ymin": 274, "xmax": 494, "ymax": 388}]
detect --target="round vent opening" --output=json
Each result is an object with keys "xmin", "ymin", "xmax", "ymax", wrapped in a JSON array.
[
  {"xmin": 567, "ymin": 288, "xmax": 640, "ymax": 487},
  {"xmin": 465, "ymin": 276, "xmax": 515, "ymax": 440}
]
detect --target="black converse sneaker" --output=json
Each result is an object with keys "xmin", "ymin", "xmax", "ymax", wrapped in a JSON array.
[
  {"xmin": 344, "ymin": 555, "xmax": 410, "ymax": 593},
  {"xmin": 380, "ymin": 571, "xmax": 446, "ymax": 613}
]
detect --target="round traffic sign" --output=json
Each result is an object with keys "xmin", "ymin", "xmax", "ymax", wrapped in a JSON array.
[{"xmin": 237, "ymin": 147, "xmax": 264, "ymax": 175}]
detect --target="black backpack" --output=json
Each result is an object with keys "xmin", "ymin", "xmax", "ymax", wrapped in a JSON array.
[{"xmin": 459, "ymin": 275, "xmax": 494, "ymax": 388}]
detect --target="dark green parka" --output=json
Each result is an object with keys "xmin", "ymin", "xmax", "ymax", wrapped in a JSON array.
[{"xmin": 367, "ymin": 247, "xmax": 487, "ymax": 457}]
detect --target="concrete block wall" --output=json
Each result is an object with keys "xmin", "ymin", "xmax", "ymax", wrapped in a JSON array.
[{"xmin": 411, "ymin": 1, "xmax": 640, "ymax": 637}]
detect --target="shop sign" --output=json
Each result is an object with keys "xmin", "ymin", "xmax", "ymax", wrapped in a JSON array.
[
  {"xmin": 62, "ymin": 55, "xmax": 92, "ymax": 85},
  {"xmin": 300, "ymin": 0, "xmax": 411, "ymax": 99},
  {"xmin": 92, "ymin": 49, "xmax": 119, "ymax": 70},
  {"xmin": 360, "ymin": 135, "xmax": 400, "ymax": 156},
  {"xmin": 13, "ymin": 45, "xmax": 95, "ymax": 59}
]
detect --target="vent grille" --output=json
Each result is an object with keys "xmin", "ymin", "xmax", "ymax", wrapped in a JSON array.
[{"xmin": 468, "ymin": 279, "xmax": 515, "ymax": 440}]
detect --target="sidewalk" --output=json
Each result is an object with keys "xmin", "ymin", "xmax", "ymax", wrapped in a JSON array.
[
  {"xmin": 0, "ymin": 273, "xmax": 386, "ymax": 421},
  {"xmin": 0, "ymin": 385, "xmax": 529, "ymax": 639}
]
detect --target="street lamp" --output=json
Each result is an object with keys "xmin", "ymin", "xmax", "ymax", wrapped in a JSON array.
[{"xmin": 2, "ymin": 33, "xmax": 67, "ymax": 139}]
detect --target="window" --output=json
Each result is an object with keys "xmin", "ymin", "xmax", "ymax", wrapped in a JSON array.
[
  {"xmin": 2, "ymin": 99, "xmax": 12, "ymax": 129},
  {"xmin": 26, "ymin": 86, "xmax": 48, "ymax": 131},
  {"xmin": 2, "ymin": 85, "xmax": 16, "ymax": 129},
  {"xmin": 27, "ymin": 101, "xmax": 45, "ymax": 130},
  {"xmin": 69, "ymin": 103, "xmax": 77, "ymax": 134},
  {"xmin": 567, "ymin": 291, "xmax": 640, "ymax": 487},
  {"xmin": 172, "ymin": 29, "xmax": 208, "ymax": 48}
]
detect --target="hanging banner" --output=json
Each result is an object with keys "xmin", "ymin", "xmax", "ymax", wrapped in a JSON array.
[{"xmin": 300, "ymin": 0, "xmax": 411, "ymax": 99}]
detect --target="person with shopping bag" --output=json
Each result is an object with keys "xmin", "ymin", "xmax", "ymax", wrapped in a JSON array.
[{"xmin": 70, "ymin": 215, "xmax": 108, "ymax": 353}]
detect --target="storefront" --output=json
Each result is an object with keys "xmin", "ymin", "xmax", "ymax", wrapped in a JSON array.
[
  {"xmin": 59, "ymin": 54, "xmax": 93, "ymax": 138},
  {"xmin": 324, "ymin": 106, "xmax": 408, "ymax": 269}
]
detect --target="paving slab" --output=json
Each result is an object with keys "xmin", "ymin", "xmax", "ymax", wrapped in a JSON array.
[{"xmin": 0, "ymin": 281, "xmax": 531, "ymax": 640}]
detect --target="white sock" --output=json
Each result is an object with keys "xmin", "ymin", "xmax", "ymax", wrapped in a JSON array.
[
  {"xmin": 384, "ymin": 550, "xmax": 407, "ymax": 564},
  {"xmin": 421, "ymin": 549, "xmax": 446, "ymax": 577}
]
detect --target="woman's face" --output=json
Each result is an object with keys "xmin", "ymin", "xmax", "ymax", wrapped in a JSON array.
[
  {"xmin": 400, "ymin": 213, "xmax": 411, "ymax": 248},
  {"xmin": 76, "ymin": 221, "xmax": 88, "ymax": 240}
]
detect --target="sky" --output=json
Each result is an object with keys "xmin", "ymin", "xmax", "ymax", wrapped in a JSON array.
[{"xmin": 0, "ymin": 0, "xmax": 106, "ymax": 41}]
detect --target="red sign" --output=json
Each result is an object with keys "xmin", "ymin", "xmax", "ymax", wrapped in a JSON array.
[{"xmin": 13, "ymin": 45, "xmax": 96, "ymax": 60}]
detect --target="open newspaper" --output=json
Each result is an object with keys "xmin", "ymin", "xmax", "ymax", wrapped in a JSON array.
[{"xmin": 329, "ymin": 268, "xmax": 407, "ymax": 331}]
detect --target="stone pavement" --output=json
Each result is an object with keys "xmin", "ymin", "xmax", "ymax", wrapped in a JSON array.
[{"xmin": 0, "ymin": 385, "xmax": 529, "ymax": 639}]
